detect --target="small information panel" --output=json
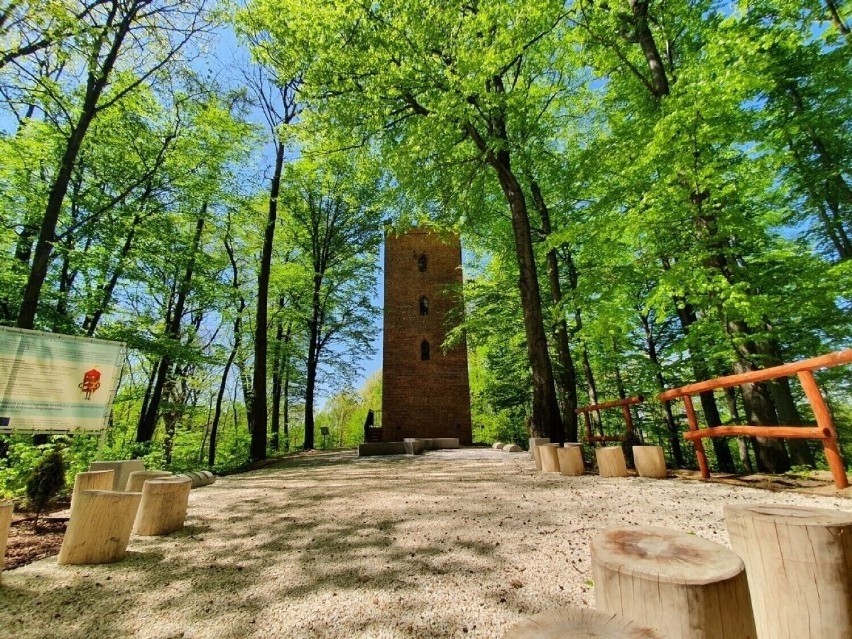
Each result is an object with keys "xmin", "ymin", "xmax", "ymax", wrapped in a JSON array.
[{"xmin": 0, "ymin": 327, "xmax": 125, "ymax": 433}]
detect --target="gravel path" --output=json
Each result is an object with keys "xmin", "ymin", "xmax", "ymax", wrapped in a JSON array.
[{"xmin": 2, "ymin": 449, "xmax": 850, "ymax": 639}]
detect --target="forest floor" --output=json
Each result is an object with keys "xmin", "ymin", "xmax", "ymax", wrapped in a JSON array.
[{"xmin": 2, "ymin": 448, "xmax": 851, "ymax": 639}]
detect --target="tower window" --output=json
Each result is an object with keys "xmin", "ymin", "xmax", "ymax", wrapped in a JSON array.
[
  {"xmin": 419, "ymin": 296, "xmax": 429, "ymax": 315},
  {"xmin": 421, "ymin": 340, "xmax": 430, "ymax": 360},
  {"xmin": 418, "ymin": 255, "xmax": 427, "ymax": 272}
]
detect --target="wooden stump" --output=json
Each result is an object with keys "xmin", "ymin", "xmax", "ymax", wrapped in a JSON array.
[
  {"xmin": 504, "ymin": 607, "xmax": 666, "ymax": 639},
  {"xmin": 503, "ymin": 444, "xmax": 523, "ymax": 452},
  {"xmin": 89, "ymin": 460, "xmax": 145, "ymax": 491},
  {"xmin": 58, "ymin": 490, "xmax": 142, "ymax": 565},
  {"xmin": 492, "ymin": 442, "xmax": 504, "ymax": 449},
  {"xmin": 632, "ymin": 446, "xmax": 667, "ymax": 479},
  {"xmin": 530, "ymin": 438, "xmax": 550, "ymax": 468},
  {"xmin": 540, "ymin": 443, "xmax": 561, "ymax": 472},
  {"xmin": 125, "ymin": 470, "xmax": 172, "ymax": 493},
  {"xmin": 725, "ymin": 503, "xmax": 852, "ymax": 639},
  {"xmin": 71, "ymin": 470, "xmax": 114, "ymax": 509},
  {"xmin": 557, "ymin": 446, "xmax": 584, "ymax": 476},
  {"xmin": 133, "ymin": 476, "xmax": 192, "ymax": 536},
  {"xmin": 0, "ymin": 501, "xmax": 12, "ymax": 582},
  {"xmin": 595, "ymin": 447, "xmax": 628, "ymax": 478},
  {"xmin": 198, "ymin": 470, "xmax": 215, "ymax": 486},
  {"xmin": 591, "ymin": 526, "xmax": 755, "ymax": 639}
]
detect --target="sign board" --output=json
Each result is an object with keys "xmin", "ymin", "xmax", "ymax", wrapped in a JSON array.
[{"xmin": 0, "ymin": 327, "xmax": 126, "ymax": 434}]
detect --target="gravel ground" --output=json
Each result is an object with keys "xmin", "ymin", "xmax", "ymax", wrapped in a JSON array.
[{"xmin": 2, "ymin": 448, "xmax": 850, "ymax": 639}]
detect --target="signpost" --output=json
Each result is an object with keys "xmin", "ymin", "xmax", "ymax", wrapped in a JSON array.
[{"xmin": 0, "ymin": 327, "xmax": 125, "ymax": 434}]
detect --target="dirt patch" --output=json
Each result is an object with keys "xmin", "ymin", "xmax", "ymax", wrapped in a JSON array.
[{"xmin": 5, "ymin": 504, "xmax": 69, "ymax": 570}]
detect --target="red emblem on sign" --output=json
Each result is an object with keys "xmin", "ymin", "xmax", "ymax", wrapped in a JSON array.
[{"xmin": 79, "ymin": 368, "xmax": 101, "ymax": 400}]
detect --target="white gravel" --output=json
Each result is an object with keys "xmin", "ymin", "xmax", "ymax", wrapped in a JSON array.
[{"xmin": 2, "ymin": 448, "xmax": 850, "ymax": 639}]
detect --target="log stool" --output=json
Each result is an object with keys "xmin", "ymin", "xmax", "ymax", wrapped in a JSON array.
[
  {"xmin": 595, "ymin": 447, "xmax": 628, "ymax": 478},
  {"xmin": 58, "ymin": 490, "xmax": 142, "ymax": 565},
  {"xmin": 539, "ymin": 443, "xmax": 561, "ymax": 472},
  {"xmin": 529, "ymin": 438, "xmax": 550, "ymax": 467},
  {"xmin": 591, "ymin": 526, "xmax": 755, "ymax": 639},
  {"xmin": 133, "ymin": 476, "xmax": 192, "ymax": 536},
  {"xmin": 1, "ymin": 501, "xmax": 12, "ymax": 582},
  {"xmin": 89, "ymin": 460, "xmax": 144, "ymax": 491},
  {"xmin": 725, "ymin": 503, "xmax": 852, "ymax": 639},
  {"xmin": 557, "ymin": 445, "xmax": 584, "ymax": 476},
  {"xmin": 125, "ymin": 470, "xmax": 172, "ymax": 492},
  {"xmin": 492, "ymin": 442, "xmax": 504, "ymax": 449},
  {"xmin": 197, "ymin": 470, "xmax": 215, "ymax": 486},
  {"xmin": 70, "ymin": 470, "xmax": 114, "ymax": 509},
  {"xmin": 504, "ymin": 607, "xmax": 666, "ymax": 639},
  {"xmin": 632, "ymin": 446, "xmax": 667, "ymax": 479},
  {"xmin": 503, "ymin": 444, "xmax": 522, "ymax": 452}
]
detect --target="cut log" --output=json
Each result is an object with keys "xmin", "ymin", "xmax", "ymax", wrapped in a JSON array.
[
  {"xmin": 724, "ymin": 503, "xmax": 852, "ymax": 639},
  {"xmin": 504, "ymin": 606, "xmax": 666, "ymax": 639},
  {"xmin": 71, "ymin": 470, "xmax": 114, "ymax": 509},
  {"xmin": 133, "ymin": 476, "xmax": 192, "ymax": 536},
  {"xmin": 89, "ymin": 460, "xmax": 145, "ymax": 491},
  {"xmin": 503, "ymin": 444, "xmax": 523, "ymax": 452},
  {"xmin": 632, "ymin": 446, "xmax": 667, "ymax": 479},
  {"xmin": 198, "ymin": 470, "xmax": 215, "ymax": 486},
  {"xmin": 125, "ymin": 470, "xmax": 172, "ymax": 493},
  {"xmin": 492, "ymin": 442, "xmax": 505, "ymax": 449},
  {"xmin": 557, "ymin": 446, "xmax": 584, "ymax": 476},
  {"xmin": 530, "ymin": 438, "xmax": 550, "ymax": 468},
  {"xmin": 591, "ymin": 526, "xmax": 755, "ymax": 639},
  {"xmin": 185, "ymin": 471, "xmax": 205, "ymax": 488},
  {"xmin": 0, "ymin": 501, "xmax": 12, "ymax": 582},
  {"xmin": 539, "ymin": 443, "xmax": 561, "ymax": 472},
  {"xmin": 58, "ymin": 490, "xmax": 142, "ymax": 565},
  {"xmin": 595, "ymin": 447, "xmax": 628, "ymax": 478}
]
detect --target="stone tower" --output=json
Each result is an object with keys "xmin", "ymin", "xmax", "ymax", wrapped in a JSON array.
[{"xmin": 381, "ymin": 228, "xmax": 472, "ymax": 444}]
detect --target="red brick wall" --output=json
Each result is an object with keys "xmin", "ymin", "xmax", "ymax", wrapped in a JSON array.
[{"xmin": 381, "ymin": 229, "xmax": 473, "ymax": 444}]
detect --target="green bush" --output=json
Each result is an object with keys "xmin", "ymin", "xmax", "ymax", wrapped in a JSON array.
[{"xmin": 25, "ymin": 447, "xmax": 66, "ymax": 527}]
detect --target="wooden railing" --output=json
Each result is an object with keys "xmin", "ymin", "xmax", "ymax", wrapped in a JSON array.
[
  {"xmin": 659, "ymin": 349, "xmax": 852, "ymax": 489},
  {"xmin": 576, "ymin": 396, "xmax": 644, "ymax": 444}
]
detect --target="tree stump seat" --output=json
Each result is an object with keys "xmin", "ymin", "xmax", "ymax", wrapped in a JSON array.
[
  {"xmin": 557, "ymin": 445, "xmax": 584, "ymax": 476},
  {"xmin": 539, "ymin": 443, "xmax": 561, "ymax": 472},
  {"xmin": 591, "ymin": 526, "xmax": 755, "ymax": 638},
  {"xmin": 133, "ymin": 476, "xmax": 192, "ymax": 536},
  {"xmin": 504, "ymin": 606, "xmax": 666, "ymax": 638},
  {"xmin": 529, "ymin": 438, "xmax": 550, "ymax": 468},
  {"xmin": 58, "ymin": 490, "xmax": 142, "ymax": 565},
  {"xmin": 632, "ymin": 446, "xmax": 667, "ymax": 479},
  {"xmin": 71, "ymin": 470, "xmax": 114, "ymax": 509},
  {"xmin": 503, "ymin": 444, "xmax": 523, "ymax": 452},
  {"xmin": 89, "ymin": 460, "xmax": 145, "ymax": 491},
  {"xmin": 725, "ymin": 503, "xmax": 852, "ymax": 639},
  {"xmin": 198, "ymin": 470, "xmax": 215, "ymax": 485},
  {"xmin": 125, "ymin": 470, "xmax": 172, "ymax": 493},
  {"xmin": 595, "ymin": 447, "xmax": 628, "ymax": 478},
  {"xmin": 492, "ymin": 442, "xmax": 504, "ymax": 449},
  {"xmin": 0, "ymin": 501, "xmax": 12, "ymax": 582}
]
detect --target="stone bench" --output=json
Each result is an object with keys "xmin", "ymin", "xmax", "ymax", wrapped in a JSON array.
[
  {"xmin": 89, "ymin": 460, "xmax": 144, "ymax": 491},
  {"xmin": 0, "ymin": 501, "xmax": 12, "ymax": 582},
  {"xmin": 133, "ymin": 476, "xmax": 192, "ymax": 536},
  {"xmin": 58, "ymin": 490, "xmax": 142, "ymax": 565}
]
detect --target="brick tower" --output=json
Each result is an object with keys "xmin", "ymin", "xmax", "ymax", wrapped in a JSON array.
[{"xmin": 381, "ymin": 228, "xmax": 472, "ymax": 444}]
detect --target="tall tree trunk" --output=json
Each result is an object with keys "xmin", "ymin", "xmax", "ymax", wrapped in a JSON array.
[
  {"xmin": 17, "ymin": 2, "xmax": 136, "ymax": 328},
  {"xmin": 250, "ymin": 142, "xmax": 285, "ymax": 461},
  {"xmin": 135, "ymin": 212, "xmax": 205, "ymax": 443},
  {"xmin": 638, "ymin": 311, "xmax": 684, "ymax": 466},
  {"xmin": 464, "ymin": 119, "xmax": 563, "ymax": 441},
  {"xmin": 529, "ymin": 180, "xmax": 578, "ymax": 442},
  {"xmin": 271, "ymin": 315, "xmax": 291, "ymax": 452},
  {"xmin": 304, "ymin": 273, "xmax": 323, "ymax": 451},
  {"xmin": 725, "ymin": 387, "xmax": 753, "ymax": 473},
  {"xmin": 628, "ymin": 0, "xmax": 670, "ymax": 98}
]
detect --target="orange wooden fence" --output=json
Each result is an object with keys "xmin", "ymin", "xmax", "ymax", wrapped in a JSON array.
[
  {"xmin": 658, "ymin": 349, "xmax": 852, "ymax": 489},
  {"xmin": 575, "ymin": 396, "xmax": 644, "ymax": 444}
]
